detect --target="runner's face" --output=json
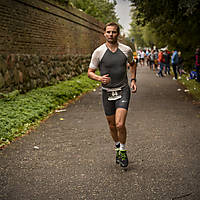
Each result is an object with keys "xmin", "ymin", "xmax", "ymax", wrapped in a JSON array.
[{"xmin": 104, "ymin": 26, "xmax": 118, "ymax": 44}]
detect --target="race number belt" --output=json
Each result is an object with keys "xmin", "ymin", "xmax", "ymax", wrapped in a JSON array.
[{"xmin": 106, "ymin": 87, "xmax": 122, "ymax": 101}]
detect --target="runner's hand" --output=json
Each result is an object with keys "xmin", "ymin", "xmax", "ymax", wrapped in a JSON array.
[
  {"xmin": 131, "ymin": 81, "xmax": 137, "ymax": 93},
  {"xmin": 101, "ymin": 74, "xmax": 111, "ymax": 84}
]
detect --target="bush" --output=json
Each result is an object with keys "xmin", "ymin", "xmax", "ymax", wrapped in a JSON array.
[{"xmin": 0, "ymin": 73, "xmax": 99, "ymax": 147}]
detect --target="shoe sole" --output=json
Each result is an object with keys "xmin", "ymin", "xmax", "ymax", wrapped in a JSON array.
[
  {"xmin": 119, "ymin": 160, "xmax": 128, "ymax": 167},
  {"xmin": 120, "ymin": 163, "xmax": 128, "ymax": 168},
  {"xmin": 116, "ymin": 149, "xmax": 120, "ymax": 164}
]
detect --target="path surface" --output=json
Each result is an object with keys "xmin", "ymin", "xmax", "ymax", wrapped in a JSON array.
[{"xmin": 1, "ymin": 66, "xmax": 200, "ymax": 200}]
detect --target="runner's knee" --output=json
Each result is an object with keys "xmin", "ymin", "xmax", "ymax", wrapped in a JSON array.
[
  {"xmin": 116, "ymin": 121, "xmax": 125, "ymax": 130},
  {"xmin": 108, "ymin": 121, "xmax": 116, "ymax": 130},
  {"xmin": 107, "ymin": 116, "xmax": 116, "ymax": 130}
]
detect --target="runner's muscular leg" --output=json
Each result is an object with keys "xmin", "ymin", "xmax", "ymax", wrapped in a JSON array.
[
  {"xmin": 115, "ymin": 108, "xmax": 128, "ymax": 144},
  {"xmin": 106, "ymin": 114, "xmax": 119, "ymax": 142}
]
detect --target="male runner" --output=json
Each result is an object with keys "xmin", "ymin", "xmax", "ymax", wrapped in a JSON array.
[{"xmin": 88, "ymin": 22, "xmax": 137, "ymax": 167}]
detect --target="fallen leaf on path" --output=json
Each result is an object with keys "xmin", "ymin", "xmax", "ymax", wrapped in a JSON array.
[{"xmin": 55, "ymin": 109, "xmax": 66, "ymax": 113}]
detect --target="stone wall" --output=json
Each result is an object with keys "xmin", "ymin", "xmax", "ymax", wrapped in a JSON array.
[
  {"xmin": 0, "ymin": 0, "xmax": 105, "ymax": 93},
  {"xmin": 0, "ymin": 54, "xmax": 90, "ymax": 93}
]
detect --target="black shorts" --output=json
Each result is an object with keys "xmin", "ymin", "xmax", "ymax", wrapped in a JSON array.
[{"xmin": 102, "ymin": 85, "xmax": 131, "ymax": 116}]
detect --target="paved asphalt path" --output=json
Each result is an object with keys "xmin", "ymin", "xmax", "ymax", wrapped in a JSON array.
[{"xmin": 1, "ymin": 66, "xmax": 200, "ymax": 200}]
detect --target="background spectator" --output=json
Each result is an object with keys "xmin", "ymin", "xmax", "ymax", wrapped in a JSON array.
[{"xmin": 195, "ymin": 48, "xmax": 200, "ymax": 82}]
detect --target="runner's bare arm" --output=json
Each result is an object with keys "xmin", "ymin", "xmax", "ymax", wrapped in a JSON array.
[
  {"xmin": 88, "ymin": 68, "xmax": 111, "ymax": 84},
  {"xmin": 129, "ymin": 61, "xmax": 137, "ymax": 93}
]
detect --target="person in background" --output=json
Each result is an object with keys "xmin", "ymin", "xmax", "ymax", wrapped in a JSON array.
[
  {"xmin": 137, "ymin": 50, "xmax": 141, "ymax": 66},
  {"xmin": 140, "ymin": 49, "xmax": 145, "ymax": 67},
  {"xmin": 149, "ymin": 49, "xmax": 155, "ymax": 70},
  {"xmin": 171, "ymin": 49, "xmax": 179, "ymax": 80},
  {"xmin": 133, "ymin": 51, "xmax": 138, "ymax": 66},
  {"xmin": 195, "ymin": 48, "xmax": 200, "ymax": 82},
  {"xmin": 164, "ymin": 49, "xmax": 171, "ymax": 75},
  {"xmin": 157, "ymin": 50, "xmax": 165, "ymax": 77},
  {"xmin": 154, "ymin": 49, "xmax": 158, "ymax": 71},
  {"xmin": 146, "ymin": 49, "xmax": 150, "ymax": 66},
  {"xmin": 177, "ymin": 51, "xmax": 184, "ymax": 78}
]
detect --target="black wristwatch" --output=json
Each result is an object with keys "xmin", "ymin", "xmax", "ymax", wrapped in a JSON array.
[{"xmin": 131, "ymin": 78, "xmax": 136, "ymax": 82}]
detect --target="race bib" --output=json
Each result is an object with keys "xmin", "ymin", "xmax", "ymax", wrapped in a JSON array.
[{"xmin": 107, "ymin": 88, "xmax": 122, "ymax": 101}]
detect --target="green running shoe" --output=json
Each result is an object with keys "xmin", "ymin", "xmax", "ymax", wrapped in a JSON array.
[
  {"xmin": 119, "ymin": 150, "xmax": 128, "ymax": 167},
  {"xmin": 115, "ymin": 148, "xmax": 120, "ymax": 164}
]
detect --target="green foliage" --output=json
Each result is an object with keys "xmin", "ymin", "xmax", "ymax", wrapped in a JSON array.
[
  {"xmin": 128, "ymin": 0, "xmax": 200, "ymax": 70},
  {"xmin": 0, "ymin": 90, "xmax": 20, "ymax": 101},
  {"xmin": 128, "ymin": 9, "xmax": 146, "ymax": 48},
  {"xmin": 179, "ymin": 74, "xmax": 200, "ymax": 102},
  {"xmin": 50, "ymin": 0, "xmax": 118, "ymax": 24},
  {"xmin": 0, "ymin": 73, "xmax": 99, "ymax": 147},
  {"xmin": 53, "ymin": 0, "xmax": 69, "ymax": 5},
  {"xmin": 69, "ymin": 0, "xmax": 119, "ymax": 24}
]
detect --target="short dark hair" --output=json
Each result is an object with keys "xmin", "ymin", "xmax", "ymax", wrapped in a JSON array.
[{"xmin": 104, "ymin": 22, "xmax": 120, "ymax": 34}]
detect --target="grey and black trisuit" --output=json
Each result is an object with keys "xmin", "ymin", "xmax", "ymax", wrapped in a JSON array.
[{"xmin": 89, "ymin": 42, "xmax": 134, "ymax": 116}]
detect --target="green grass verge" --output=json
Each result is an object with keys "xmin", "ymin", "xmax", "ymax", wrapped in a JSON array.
[
  {"xmin": 0, "ymin": 73, "xmax": 99, "ymax": 148},
  {"xmin": 178, "ymin": 74, "xmax": 200, "ymax": 101}
]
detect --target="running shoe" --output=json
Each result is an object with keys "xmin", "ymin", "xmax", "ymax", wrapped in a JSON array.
[
  {"xmin": 119, "ymin": 150, "xmax": 128, "ymax": 167},
  {"xmin": 115, "ymin": 149, "xmax": 120, "ymax": 164}
]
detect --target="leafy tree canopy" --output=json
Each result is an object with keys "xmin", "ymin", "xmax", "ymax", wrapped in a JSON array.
[
  {"xmin": 69, "ymin": 0, "xmax": 119, "ymax": 24},
  {"xmin": 52, "ymin": 0, "xmax": 118, "ymax": 24},
  {"xmin": 128, "ymin": 0, "xmax": 200, "ymax": 69}
]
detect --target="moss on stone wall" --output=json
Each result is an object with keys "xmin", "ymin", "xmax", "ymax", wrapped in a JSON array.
[{"xmin": 0, "ymin": 54, "xmax": 91, "ymax": 93}]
